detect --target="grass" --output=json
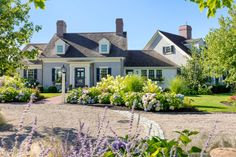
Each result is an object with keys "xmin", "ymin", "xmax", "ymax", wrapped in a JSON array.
[
  {"xmin": 40, "ymin": 93, "xmax": 61, "ymax": 99},
  {"xmin": 187, "ymin": 93, "xmax": 236, "ymax": 112}
]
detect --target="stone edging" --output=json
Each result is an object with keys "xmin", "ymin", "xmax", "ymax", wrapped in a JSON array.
[{"xmin": 113, "ymin": 110, "xmax": 165, "ymax": 139}]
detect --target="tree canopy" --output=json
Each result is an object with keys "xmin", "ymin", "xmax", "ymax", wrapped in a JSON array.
[
  {"xmin": 203, "ymin": 6, "xmax": 236, "ymax": 84},
  {"xmin": 187, "ymin": 0, "xmax": 234, "ymax": 17},
  {"xmin": 0, "ymin": 0, "xmax": 40, "ymax": 75}
]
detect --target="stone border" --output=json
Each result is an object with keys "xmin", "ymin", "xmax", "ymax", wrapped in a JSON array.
[{"xmin": 113, "ymin": 110, "xmax": 165, "ymax": 139}]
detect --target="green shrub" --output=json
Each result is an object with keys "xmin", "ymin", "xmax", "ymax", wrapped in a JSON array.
[
  {"xmin": 110, "ymin": 93, "xmax": 124, "ymax": 106},
  {"xmin": 170, "ymin": 77, "xmax": 188, "ymax": 94},
  {"xmin": 143, "ymin": 79, "xmax": 162, "ymax": 93},
  {"xmin": 198, "ymin": 84, "xmax": 212, "ymax": 95},
  {"xmin": 157, "ymin": 93, "xmax": 184, "ymax": 111},
  {"xmin": 211, "ymin": 84, "xmax": 231, "ymax": 94},
  {"xmin": 66, "ymin": 88, "xmax": 82, "ymax": 104},
  {"xmin": 24, "ymin": 79, "xmax": 40, "ymax": 89},
  {"xmin": 123, "ymin": 92, "xmax": 143, "ymax": 109},
  {"xmin": 88, "ymin": 87, "xmax": 101, "ymax": 103},
  {"xmin": 45, "ymin": 86, "xmax": 58, "ymax": 93},
  {"xmin": 98, "ymin": 92, "xmax": 112, "ymax": 104},
  {"xmin": 123, "ymin": 75, "xmax": 144, "ymax": 92}
]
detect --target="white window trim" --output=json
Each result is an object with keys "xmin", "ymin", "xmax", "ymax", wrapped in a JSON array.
[
  {"xmin": 56, "ymin": 45, "xmax": 64, "ymax": 54},
  {"xmin": 54, "ymin": 67, "xmax": 62, "ymax": 85},
  {"xmin": 99, "ymin": 38, "xmax": 110, "ymax": 54}
]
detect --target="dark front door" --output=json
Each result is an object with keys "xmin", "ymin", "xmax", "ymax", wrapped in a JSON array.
[{"xmin": 75, "ymin": 68, "xmax": 85, "ymax": 87}]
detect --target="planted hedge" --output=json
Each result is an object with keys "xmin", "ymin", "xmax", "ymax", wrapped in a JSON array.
[{"xmin": 67, "ymin": 75, "xmax": 185, "ymax": 111}]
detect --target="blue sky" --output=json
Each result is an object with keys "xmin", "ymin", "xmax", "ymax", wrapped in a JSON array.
[{"xmin": 29, "ymin": 0, "xmax": 228, "ymax": 50}]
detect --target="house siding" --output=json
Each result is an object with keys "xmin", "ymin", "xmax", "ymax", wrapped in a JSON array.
[
  {"xmin": 94, "ymin": 62, "xmax": 123, "ymax": 84},
  {"xmin": 124, "ymin": 67, "xmax": 177, "ymax": 88},
  {"xmin": 151, "ymin": 35, "xmax": 189, "ymax": 66},
  {"xmin": 42, "ymin": 62, "xmax": 70, "ymax": 88}
]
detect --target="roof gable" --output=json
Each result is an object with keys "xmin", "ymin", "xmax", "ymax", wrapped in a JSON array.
[{"xmin": 42, "ymin": 32, "xmax": 127, "ymax": 58}]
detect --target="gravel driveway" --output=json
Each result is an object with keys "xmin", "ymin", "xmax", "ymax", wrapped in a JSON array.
[
  {"xmin": 0, "ymin": 102, "xmax": 236, "ymax": 150},
  {"xmin": 138, "ymin": 111, "xmax": 236, "ymax": 149}
]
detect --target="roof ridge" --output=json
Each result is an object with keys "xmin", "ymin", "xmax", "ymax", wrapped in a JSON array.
[
  {"xmin": 64, "ymin": 31, "xmax": 127, "ymax": 34},
  {"xmin": 159, "ymin": 30, "xmax": 186, "ymax": 39}
]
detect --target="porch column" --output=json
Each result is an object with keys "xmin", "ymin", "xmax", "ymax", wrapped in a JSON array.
[{"xmin": 69, "ymin": 65, "xmax": 74, "ymax": 88}]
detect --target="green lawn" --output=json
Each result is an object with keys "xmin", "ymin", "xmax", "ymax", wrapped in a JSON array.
[
  {"xmin": 186, "ymin": 93, "xmax": 236, "ymax": 112},
  {"xmin": 40, "ymin": 93, "xmax": 61, "ymax": 99}
]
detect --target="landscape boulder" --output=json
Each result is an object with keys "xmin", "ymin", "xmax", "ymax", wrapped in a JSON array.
[{"xmin": 210, "ymin": 148, "xmax": 236, "ymax": 157}]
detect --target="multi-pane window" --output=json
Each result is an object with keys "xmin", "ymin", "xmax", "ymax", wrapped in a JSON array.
[
  {"xmin": 156, "ymin": 70, "xmax": 162, "ymax": 80},
  {"xmin": 28, "ymin": 69, "xmax": 35, "ymax": 80},
  {"xmin": 100, "ymin": 68, "xmax": 108, "ymax": 79},
  {"xmin": 148, "ymin": 70, "xmax": 155, "ymax": 79},
  {"xmin": 141, "ymin": 70, "xmax": 147, "ymax": 77},
  {"xmin": 24, "ymin": 69, "xmax": 37, "ymax": 80},
  {"xmin": 55, "ymin": 68, "xmax": 62, "ymax": 83},
  {"xmin": 56, "ymin": 45, "xmax": 63, "ymax": 54},
  {"xmin": 101, "ymin": 44, "xmax": 108, "ymax": 53},
  {"xmin": 126, "ymin": 70, "xmax": 134, "ymax": 75}
]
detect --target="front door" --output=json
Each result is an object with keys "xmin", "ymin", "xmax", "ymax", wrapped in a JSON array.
[{"xmin": 75, "ymin": 68, "xmax": 85, "ymax": 87}]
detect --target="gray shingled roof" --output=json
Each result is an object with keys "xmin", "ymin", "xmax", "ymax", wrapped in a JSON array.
[
  {"xmin": 22, "ymin": 43, "xmax": 47, "ymax": 52},
  {"xmin": 124, "ymin": 50, "xmax": 178, "ymax": 67},
  {"xmin": 42, "ymin": 32, "xmax": 127, "ymax": 58},
  {"xmin": 159, "ymin": 31, "xmax": 191, "ymax": 55}
]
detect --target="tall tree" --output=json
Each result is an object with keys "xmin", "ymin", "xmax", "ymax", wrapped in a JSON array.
[
  {"xmin": 0, "ymin": 0, "xmax": 40, "ymax": 75},
  {"xmin": 203, "ymin": 6, "xmax": 236, "ymax": 84},
  {"xmin": 187, "ymin": 0, "xmax": 234, "ymax": 17},
  {"xmin": 181, "ymin": 47, "xmax": 207, "ymax": 90}
]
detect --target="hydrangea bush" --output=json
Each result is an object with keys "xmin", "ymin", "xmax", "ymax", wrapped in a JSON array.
[
  {"xmin": 67, "ymin": 75, "xmax": 185, "ymax": 112},
  {"xmin": 0, "ymin": 75, "xmax": 40, "ymax": 102}
]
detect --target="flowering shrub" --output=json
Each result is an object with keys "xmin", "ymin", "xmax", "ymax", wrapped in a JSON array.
[
  {"xmin": 66, "ymin": 75, "xmax": 185, "ymax": 112},
  {"xmin": 24, "ymin": 79, "xmax": 40, "ymax": 89},
  {"xmin": 88, "ymin": 87, "xmax": 101, "ymax": 103},
  {"xmin": 157, "ymin": 93, "xmax": 184, "ymax": 111},
  {"xmin": 98, "ymin": 92, "xmax": 112, "ymax": 104},
  {"xmin": 0, "ymin": 75, "xmax": 41, "ymax": 102},
  {"xmin": 123, "ymin": 75, "xmax": 145, "ymax": 92},
  {"xmin": 143, "ymin": 79, "xmax": 162, "ymax": 93},
  {"xmin": 66, "ymin": 88, "xmax": 82, "ymax": 104},
  {"xmin": 123, "ymin": 92, "xmax": 143, "ymax": 109},
  {"xmin": 142, "ymin": 93, "xmax": 160, "ymax": 111},
  {"xmin": 110, "ymin": 92, "xmax": 124, "ymax": 105},
  {"xmin": 78, "ymin": 89, "xmax": 95, "ymax": 104},
  {"xmin": 229, "ymin": 95, "xmax": 236, "ymax": 101}
]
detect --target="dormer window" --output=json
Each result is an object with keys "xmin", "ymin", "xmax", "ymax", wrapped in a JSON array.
[
  {"xmin": 101, "ymin": 44, "xmax": 108, "ymax": 52},
  {"xmin": 56, "ymin": 45, "xmax": 64, "ymax": 54},
  {"xmin": 99, "ymin": 38, "xmax": 110, "ymax": 54}
]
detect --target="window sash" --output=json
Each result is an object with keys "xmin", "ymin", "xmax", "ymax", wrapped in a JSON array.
[
  {"xmin": 57, "ymin": 45, "xmax": 63, "ymax": 53},
  {"xmin": 27, "ymin": 69, "xmax": 35, "ymax": 80},
  {"xmin": 100, "ymin": 68, "xmax": 108, "ymax": 79},
  {"xmin": 156, "ymin": 70, "xmax": 162, "ymax": 79},
  {"xmin": 101, "ymin": 44, "xmax": 108, "ymax": 52},
  {"xmin": 148, "ymin": 70, "xmax": 155, "ymax": 79},
  {"xmin": 141, "ymin": 70, "xmax": 147, "ymax": 77},
  {"xmin": 55, "ymin": 68, "xmax": 62, "ymax": 83}
]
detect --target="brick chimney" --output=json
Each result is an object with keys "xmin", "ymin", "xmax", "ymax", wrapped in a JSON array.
[
  {"xmin": 57, "ymin": 20, "xmax": 67, "ymax": 37},
  {"xmin": 179, "ymin": 25, "xmax": 192, "ymax": 39},
  {"xmin": 116, "ymin": 18, "xmax": 124, "ymax": 36}
]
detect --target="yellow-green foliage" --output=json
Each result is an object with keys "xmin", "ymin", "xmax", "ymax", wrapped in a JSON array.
[
  {"xmin": 143, "ymin": 79, "xmax": 162, "ymax": 94},
  {"xmin": 123, "ymin": 75, "xmax": 145, "ymax": 92},
  {"xmin": 170, "ymin": 77, "xmax": 188, "ymax": 94}
]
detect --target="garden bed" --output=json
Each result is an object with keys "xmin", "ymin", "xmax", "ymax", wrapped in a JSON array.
[{"xmin": 66, "ymin": 75, "xmax": 189, "ymax": 112}]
